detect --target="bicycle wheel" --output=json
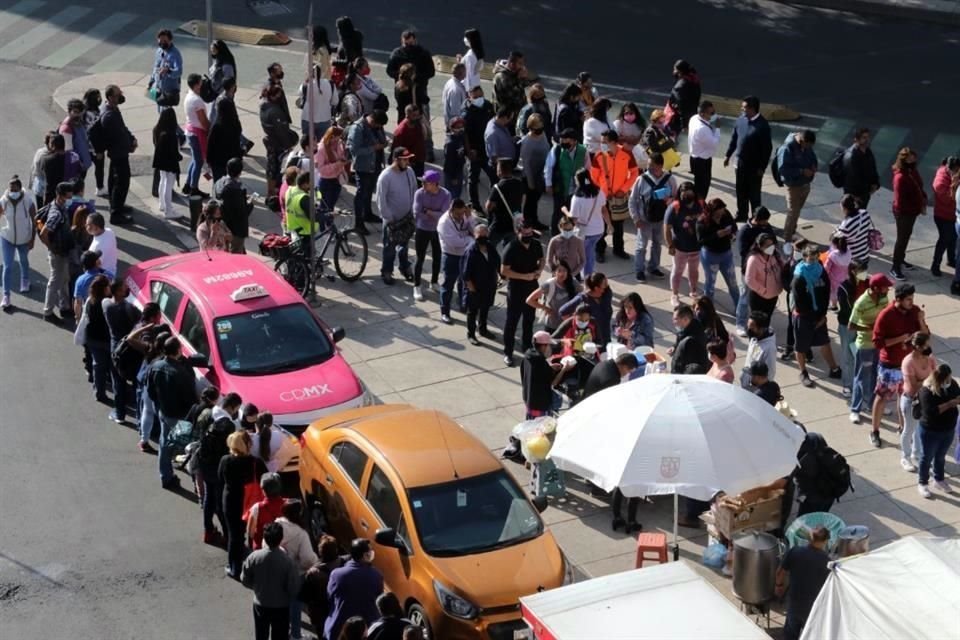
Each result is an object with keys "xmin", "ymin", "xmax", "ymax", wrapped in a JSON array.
[
  {"xmin": 333, "ymin": 228, "xmax": 368, "ymax": 282},
  {"xmin": 275, "ymin": 256, "xmax": 311, "ymax": 297}
]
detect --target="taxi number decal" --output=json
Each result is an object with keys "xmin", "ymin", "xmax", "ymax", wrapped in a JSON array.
[
  {"xmin": 203, "ymin": 269, "xmax": 254, "ymax": 284},
  {"xmin": 216, "ymin": 320, "xmax": 232, "ymax": 333}
]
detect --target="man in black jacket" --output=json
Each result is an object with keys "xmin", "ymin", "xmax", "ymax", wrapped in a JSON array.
[
  {"xmin": 101, "ymin": 84, "xmax": 137, "ymax": 225},
  {"xmin": 147, "ymin": 337, "xmax": 198, "ymax": 489},
  {"xmin": 461, "ymin": 86, "xmax": 497, "ymax": 212},
  {"xmin": 386, "ymin": 30, "xmax": 436, "ymax": 156},
  {"xmin": 583, "ymin": 352, "xmax": 639, "ymax": 399},
  {"xmin": 213, "ymin": 157, "xmax": 252, "ymax": 254},
  {"xmin": 670, "ymin": 304, "xmax": 709, "ymax": 374},
  {"xmin": 791, "ymin": 245, "xmax": 840, "ymax": 388},
  {"xmin": 724, "ymin": 95, "xmax": 772, "ymax": 222},
  {"xmin": 842, "ymin": 127, "xmax": 880, "ymax": 207}
]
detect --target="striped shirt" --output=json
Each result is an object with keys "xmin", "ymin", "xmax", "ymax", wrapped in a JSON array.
[{"xmin": 835, "ymin": 209, "xmax": 873, "ymax": 262}]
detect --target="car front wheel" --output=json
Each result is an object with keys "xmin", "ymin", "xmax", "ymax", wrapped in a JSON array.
[{"xmin": 407, "ymin": 603, "xmax": 434, "ymax": 640}]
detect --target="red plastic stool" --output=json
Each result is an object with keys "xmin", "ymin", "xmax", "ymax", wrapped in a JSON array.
[{"xmin": 635, "ymin": 532, "xmax": 668, "ymax": 568}]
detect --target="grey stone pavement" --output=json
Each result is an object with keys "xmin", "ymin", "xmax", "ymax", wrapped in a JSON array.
[{"xmin": 53, "ymin": 36, "xmax": 960, "ymax": 633}]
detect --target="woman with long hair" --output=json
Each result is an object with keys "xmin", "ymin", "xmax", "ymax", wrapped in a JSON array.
[
  {"xmin": 208, "ymin": 39, "xmax": 236, "ymax": 94},
  {"xmin": 152, "ymin": 108, "xmax": 181, "ymax": 219},
  {"xmin": 696, "ymin": 197, "xmax": 740, "ymax": 311},
  {"xmin": 219, "ymin": 430, "xmax": 267, "ymax": 578},
  {"xmin": 553, "ymin": 83, "xmax": 584, "ymax": 143},
  {"xmin": 743, "ymin": 231, "xmax": 783, "ymax": 318},
  {"xmin": 250, "ymin": 411, "xmax": 299, "ymax": 474},
  {"xmin": 834, "ymin": 193, "xmax": 875, "ymax": 264},
  {"xmin": 562, "ymin": 169, "xmax": 609, "ymax": 279},
  {"xmin": 311, "ymin": 25, "xmax": 332, "ymax": 78},
  {"xmin": 82, "ymin": 89, "xmax": 106, "ymax": 195},
  {"xmin": 526, "ymin": 258, "xmax": 577, "ymax": 333},
  {"xmin": 314, "ymin": 124, "xmax": 348, "ymax": 212},
  {"xmin": 81, "ymin": 274, "xmax": 112, "ymax": 401},
  {"xmin": 462, "ymin": 28, "xmax": 485, "ymax": 92},
  {"xmin": 890, "ymin": 147, "xmax": 927, "ymax": 280},
  {"xmin": 582, "ymin": 98, "xmax": 613, "ymax": 156},
  {"xmin": 612, "ymin": 291, "xmax": 654, "ymax": 350},
  {"xmin": 930, "ymin": 155, "xmax": 960, "ymax": 275},
  {"xmin": 916, "ymin": 363, "xmax": 959, "ymax": 498}
]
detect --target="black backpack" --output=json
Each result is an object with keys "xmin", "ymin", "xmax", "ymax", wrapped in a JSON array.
[
  {"xmin": 816, "ymin": 446, "xmax": 853, "ymax": 500},
  {"xmin": 770, "ymin": 145, "xmax": 785, "ymax": 187},
  {"xmin": 196, "ymin": 418, "xmax": 232, "ymax": 470},
  {"xmin": 828, "ymin": 147, "xmax": 846, "ymax": 188},
  {"xmin": 112, "ymin": 337, "xmax": 144, "ymax": 382},
  {"xmin": 87, "ymin": 115, "xmax": 106, "ymax": 154}
]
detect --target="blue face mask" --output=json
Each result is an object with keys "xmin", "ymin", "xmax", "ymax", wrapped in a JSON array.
[
  {"xmin": 560, "ymin": 229, "xmax": 575, "ymax": 239},
  {"xmin": 576, "ymin": 319, "xmax": 589, "ymax": 329}
]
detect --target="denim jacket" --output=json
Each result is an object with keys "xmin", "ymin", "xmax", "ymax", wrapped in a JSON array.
[{"xmin": 152, "ymin": 45, "xmax": 183, "ymax": 95}]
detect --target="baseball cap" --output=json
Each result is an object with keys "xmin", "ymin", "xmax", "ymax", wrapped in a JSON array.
[
  {"xmin": 81, "ymin": 249, "xmax": 102, "ymax": 270},
  {"xmin": 422, "ymin": 169, "xmax": 441, "ymax": 184},
  {"xmin": 533, "ymin": 330, "xmax": 555, "ymax": 346},
  {"xmin": 392, "ymin": 146, "xmax": 414, "ymax": 160},
  {"xmin": 868, "ymin": 273, "xmax": 893, "ymax": 289},
  {"xmin": 449, "ymin": 116, "xmax": 465, "ymax": 129}
]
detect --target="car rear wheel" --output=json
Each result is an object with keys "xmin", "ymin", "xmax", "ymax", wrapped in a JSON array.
[{"xmin": 407, "ymin": 603, "xmax": 433, "ymax": 640}]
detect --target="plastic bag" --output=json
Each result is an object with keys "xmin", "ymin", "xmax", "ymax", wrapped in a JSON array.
[{"xmin": 702, "ymin": 542, "xmax": 728, "ymax": 569}]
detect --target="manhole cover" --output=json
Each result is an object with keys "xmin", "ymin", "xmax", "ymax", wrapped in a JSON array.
[{"xmin": 248, "ymin": 0, "xmax": 291, "ymax": 16}]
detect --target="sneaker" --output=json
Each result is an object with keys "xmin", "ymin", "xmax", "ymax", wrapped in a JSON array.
[
  {"xmin": 0, "ymin": 294, "xmax": 9, "ymax": 309},
  {"xmin": 467, "ymin": 334, "xmax": 480, "ymax": 346},
  {"xmin": 670, "ymin": 294, "xmax": 680, "ymax": 308},
  {"xmin": 161, "ymin": 476, "xmax": 181, "ymax": 490},
  {"xmin": 934, "ymin": 480, "xmax": 954, "ymax": 494},
  {"xmin": 889, "ymin": 268, "xmax": 905, "ymax": 281},
  {"xmin": 412, "ymin": 285, "xmax": 424, "ymax": 301},
  {"xmin": 918, "ymin": 484, "xmax": 932, "ymax": 499},
  {"xmin": 440, "ymin": 314, "xmax": 453, "ymax": 325},
  {"xmin": 381, "ymin": 274, "xmax": 395, "ymax": 286},
  {"xmin": 479, "ymin": 327, "xmax": 495, "ymax": 339},
  {"xmin": 848, "ymin": 411, "xmax": 861, "ymax": 424},
  {"xmin": 900, "ymin": 457, "xmax": 917, "ymax": 472},
  {"xmin": 841, "ymin": 387, "xmax": 851, "ymax": 398},
  {"xmin": 402, "ymin": 270, "xmax": 414, "ymax": 283},
  {"xmin": 635, "ymin": 271, "xmax": 646, "ymax": 282},
  {"xmin": 800, "ymin": 370, "xmax": 814, "ymax": 387},
  {"xmin": 869, "ymin": 431, "xmax": 882, "ymax": 448},
  {"xmin": 18, "ymin": 280, "xmax": 29, "ymax": 293},
  {"xmin": 138, "ymin": 441, "xmax": 156, "ymax": 454},
  {"xmin": 596, "ymin": 252, "xmax": 606, "ymax": 264},
  {"xmin": 504, "ymin": 355, "xmax": 515, "ymax": 367},
  {"xmin": 107, "ymin": 412, "xmax": 125, "ymax": 425},
  {"xmin": 649, "ymin": 268, "xmax": 665, "ymax": 278},
  {"xmin": 779, "ymin": 347, "xmax": 795, "ymax": 361},
  {"xmin": 96, "ymin": 187, "xmax": 108, "ymax": 197},
  {"xmin": 902, "ymin": 261, "xmax": 915, "ymax": 271},
  {"xmin": 931, "ymin": 265, "xmax": 942, "ymax": 277},
  {"xmin": 828, "ymin": 367, "xmax": 842, "ymax": 379},
  {"xmin": 735, "ymin": 326, "xmax": 748, "ymax": 338},
  {"xmin": 430, "ymin": 281, "xmax": 439, "ymax": 292}
]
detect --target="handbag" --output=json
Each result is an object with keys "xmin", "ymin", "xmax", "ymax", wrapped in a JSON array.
[
  {"xmin": 155, "ymin": 90, "xmax": 181, "ymax": 107},
  {"xmin": 608, "ymin": 194, "xmax": 629, "ymax": 222},
  {"xmin": 72, "ymin": 305, "xmax": 89, "ymax": 346},
  {"xmin": 911, "ymin": 395, "xmax": 922, "ymax": 421},
  {"xmin": 386, "ymin": 214, "xmax": 416, "ymax": 245},
  {"xmin": 536, "ymin": 279, "xmax": 557, "ymax": 328},
  {"xmin": 241, "ymin": 459, "xmax": 265, "ymax": 521},
  {"xmin": 867, "ymin": 228, "xmax": 884, "ymax": 251},
  {"xmin": 660, "ymin": 146, "xmax": 681, "ymax": 170}
]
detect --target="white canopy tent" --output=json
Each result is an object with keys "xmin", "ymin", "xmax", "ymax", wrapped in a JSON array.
[
  {"xmin": 801, "ymin": 536, "xmax": 960, "ymax": 640},
  {"xmin": 520, "ymin": 561, "xmax": 769, "ymax": 640}
]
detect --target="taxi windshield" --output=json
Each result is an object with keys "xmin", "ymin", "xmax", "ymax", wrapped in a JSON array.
[
  {"xmin": 214, "ymin": 304, "xmax": 334, "ymax": 375},
  {"xmin": 407, "ymin": 471, "xmax": 543, "ymax": 557}
]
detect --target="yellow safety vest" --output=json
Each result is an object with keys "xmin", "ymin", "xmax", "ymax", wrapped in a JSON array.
[{"xmin": 284, "ymin": 186, "xmax": 316, "ymax": 236}]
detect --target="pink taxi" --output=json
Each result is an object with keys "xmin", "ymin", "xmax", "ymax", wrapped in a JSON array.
[{"xmin": 126, "ymin": 252, "xmax": 372, "ymax": 433}]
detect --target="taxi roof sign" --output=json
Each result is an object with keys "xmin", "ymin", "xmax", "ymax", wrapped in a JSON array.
[{"xmin": 230, "ymin": 283, "xmax": 269, "ymax": 302}]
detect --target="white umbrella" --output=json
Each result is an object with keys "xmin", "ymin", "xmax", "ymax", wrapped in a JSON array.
[{"xmin": 548, "ymin": 375, "xmax": 805, "ymax": 552}]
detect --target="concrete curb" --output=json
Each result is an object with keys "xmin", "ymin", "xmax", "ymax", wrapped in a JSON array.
[
  {"xmin": 772, "ymin": 0, "xmax": 960, "ymax": 26},
  {"xmin": 178, "ymin": 20, "xmax": 291, "ymax": 46}
]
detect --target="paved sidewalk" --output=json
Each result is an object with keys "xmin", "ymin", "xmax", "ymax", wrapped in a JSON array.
[{"xmin": 53, "ymin": 47, "xmax": 960, "ymax": 636}]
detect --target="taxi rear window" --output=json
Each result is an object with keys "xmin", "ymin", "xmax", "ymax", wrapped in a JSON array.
[{"xmin": 214, "ymin": 304, "xmax": 334, "ymax": 375}]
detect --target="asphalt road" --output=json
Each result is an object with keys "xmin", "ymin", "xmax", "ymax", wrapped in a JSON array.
[{"xmin": 0, "ymin": 64, "xmax": 253, "ymax": 638}]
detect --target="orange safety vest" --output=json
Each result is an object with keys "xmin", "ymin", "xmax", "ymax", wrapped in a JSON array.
[{"xmin": 590, "ymin": 148, "xmax": 639, "ymax": 221}]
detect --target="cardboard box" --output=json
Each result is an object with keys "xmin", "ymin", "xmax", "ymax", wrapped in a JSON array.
[{"xmin": 710, "ymin": 490, "xmax": 784, "ymax": 540}]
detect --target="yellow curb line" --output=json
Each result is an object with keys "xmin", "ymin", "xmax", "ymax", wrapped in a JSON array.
[{"xmin": 179, "ymin": 20, "xmax": 290, "ymax": 46}]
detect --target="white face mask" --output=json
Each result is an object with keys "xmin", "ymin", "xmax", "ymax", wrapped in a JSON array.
[
  {"xmin": 463, "ymin": 37, "xmax": 471, "ymax": 48},
  {"xmin": 709, "ymin": 114, "xmax": 719, "ymax": 124},
  {"xmin": 7, "ymin": 190, "xmax": 21, "ymax": 200},
  {"xmin": 793, "ymin": 250, "xmax": 803, "ymax": 261},
  {"xmin": 763, "ymin": 245, "xmax": 776, "ymax": 256},
  {"xmin": 600, "ymin": 143, "xmax": 610, "ymax": 153},
  {"xmin": 856, "ymin": 271, "xmax": 869, "ymax": 281},
  {"xmin": 560, "ymin": 229, "xmax": 575, "ymax": 239},
  {"xmin": 576, "ymin": 320, "xmax": 589, "ymax": 329},
  {"xmin": 471, "ymin": 97, "xmax": 485, "ymax": 107}
]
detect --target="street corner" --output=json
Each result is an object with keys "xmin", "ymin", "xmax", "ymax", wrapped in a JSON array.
[{"xmin": 52, "ymin": 71, "xmax": 149, "ymax": 111}]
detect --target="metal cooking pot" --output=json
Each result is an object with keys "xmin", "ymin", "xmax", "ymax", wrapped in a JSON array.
[
  {"xmin": 836, "ymin": 525, "xmax": 870, "ymax": 557},
  {"xmin": 732, "ymin": 531, "xmax": 781, "ymax": 605}
]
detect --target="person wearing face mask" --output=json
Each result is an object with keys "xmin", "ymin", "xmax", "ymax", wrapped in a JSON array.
[
  {"xmin": 582, "ymin": 99, "xmax": 614, "ymax": 157},
  {"xmin": 792, "ymin": 245, "xmax": 841, "ymax": 388},
  {"xmin": 518, "ymin": 83, "xmax": 554, "ymax": 142},
  {"xmin": 559, "ymin": 272, "xmax": 614, "ymax": 347},
  {"xmin": 376, "ymin": 148, "xmax": 418, "ymax": 285},
  {"xmin": 687, "ymin": 101, "xmax": 720, "ymax": 200},
  {"xmin": 519, "ymin": 113, "xmax": 550, "ymax": 229},
  {"xmin": 664, "ymin": 182, "xmax": 702, "ymax": 307},
  {"xmin": 82, "ymin": 89, "xmax": 107, "ymax": 197},
  {"xmin": 0, "ymin": 176, "xmax": 37, "ymax": 310},
  {"xmin": 461, "ymin": 223, "xmax": 501, "ymax": 343},
  {"xmin": 740, "ymin": 310, "xmax": 778, "ymax": 389},
  {"xmin": 146, "ymin": 337, "xmax": 198, "ymax": 489},
  {"xmin": 630, "ymin": 153, "xmax": 675, "ymax": 282},
  {"xmin": 58, "ymin": 99, "xmax": 93, "ymax": 183},
  {"xmin": 528, "ymin": 259, "xmax": 577, "ymax": 333},
  {"xmin": 411, "ymin": 171, "xmax": 451, "ymax": 302},
  {"xmin": 545, "ymin": 216, "xmax": 585, "ymax": 278},
  {"xmin": 590, "ymin": 130, "xmax": 639, "ymax": 262},
  {"xmin": 460, "ymin": 86, "xmax": 497, "ymax": 212},
  {"xmin": 501, "ymin": 219, "xmax": 543, "ymax": 365},
  {"xmin": 929, "ymin": 156, "xmax": 959, "ymax": 276},
  {"xmin": 324, "ymin": 538, "xmax": 385, "ymax": 640},
  {"xmin": 779, "ymin": 240, "xmax": 807, "ymax": 362},
  {"xmin": 847, "ymin": 273, "xmax": 891, "ymax": 425},
  {"xmin": 696, "ymin": 197, "xmax": 740, "ymax": 310},
  {"xmin": 544, "ymin": 128, "xmax": 588, "ymax": 236},
  {"xmin": 100, "ymin": 85, "xmax": 137, "ymax": 225},
  {"xmin": 916, "ymin": 363, "xmax": 959, "ymax": 498},
  {"xmin": 460, "ymin": 28, "xmax": 485, "ymax": 93},
  {"xmin": 669, "ymin": 303, "xmax": 709, "ymax": 375},
  {"xmin": 347, "ymin": 109, "xmax": 389, "ymax": 231},
  {"xmin": 836, "ymin": 260, "xmax": 869, "ymax": 397},
  {"xmin": 774, "ymin": 130, "xmax": 818, "ymax": 242},
  {"xmin": 744, "ymin": 232, "xmax": 783, "ymax": 319},
  {"xmin": 641, "ymin": 109, "xmax": 678, "ymax": 168},
  {"xmin": 890, "ymin": 147, "xmax": 928, "ymax": 281},
  {"xmin": 723, "ymin": 95, "xmax": 772, "ymax": 222},
  {"xmin": 492, "ymin": 51, "xmax": 528, "ymax": 134},
  {"xmin": 392, "ymin": 104, "xmax": 427, "ymax": 177},
  {"xmin": 261, "ymin": 63, "xmax": 292, "ymax": 126},
  {"xmin": 437, "ymin": 199, "xmax": 476, "ymax": 321},
  {"xmin": 442, "ymin": 62, "xmax": 468, "ymax": 128},
  {"xmin": 613, "ymin": 102, "xmax": 646, "ymax": 164},
  {"xmin": 562, "ymin": 169, "xmax": 610, "ymax": 278},
  {"xmin": 443, "ymin": 117, "xmax": 467, "ymax": 198},
  {"xmin": 612, "ymin": 292, "xmax": 654, "ymax": 351},
  {"xmin": 834, "ymin": 193, "xmax": 874, "ymax": 265},
  {"xmin": 149, "ymin": 29, "xmax": 182, "ymax": 106},
  {"xmin": 841, "ymin": 128, "xmax": 880, "ymax": 207},
  {"xmin": 484, "ymin": 159, "xmax": 525, "ymax": 251},
  {"xmin": 900, "ymin": 332, "xmax": 936, "ymax": 473},
  {"xmin": 554, "ymin": 83, "xmax": 585, "ymax": 144}
]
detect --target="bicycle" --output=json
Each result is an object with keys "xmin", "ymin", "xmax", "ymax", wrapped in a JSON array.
[{"xmin": 262, "ymin": 208, "xmax": 368, "ymax": 298}]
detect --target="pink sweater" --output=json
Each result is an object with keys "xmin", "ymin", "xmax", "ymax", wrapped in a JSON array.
[{"xmin": 744, "ymin": 253, "xmax": 783, "ymax": 300}]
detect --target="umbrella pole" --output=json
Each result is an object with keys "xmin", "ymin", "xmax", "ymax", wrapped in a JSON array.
[{"xmin": 673, "ymin": 492, "xmax": 680, "ymax": 561}]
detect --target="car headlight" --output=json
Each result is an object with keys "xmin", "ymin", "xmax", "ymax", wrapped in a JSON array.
[{"xmin": 433, "ymin": 580, "xmax": 479, "ymax": 620}]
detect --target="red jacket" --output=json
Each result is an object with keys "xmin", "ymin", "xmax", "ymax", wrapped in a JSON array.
[
  {"xmin": 892, "ymin": 167, "xmax": 927, "ymax": 216},
  {"xmin": 931, "ymin": 165, "xmax": 957, "ymax": 221},
  {"xmin": 392, "ymin": 118, "xmax": 426, "ymax": 164}
]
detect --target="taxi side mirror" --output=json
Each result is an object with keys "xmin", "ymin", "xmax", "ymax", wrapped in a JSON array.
[
  {"xmin": 374, "ymin": 527, "xmax": 405, "ymax": 552},
  {"xmin": 532, "ymin": 495, "xmax": 549, "ymax": 513},
  {"xmin": 331, "ymin": 326, "xmax": 346, "ymax": 343}
]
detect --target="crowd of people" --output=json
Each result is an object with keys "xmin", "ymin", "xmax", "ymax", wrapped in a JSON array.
[{"xmin": 2, "ymin": 14, "xmax": 960, "ymax": 640}]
